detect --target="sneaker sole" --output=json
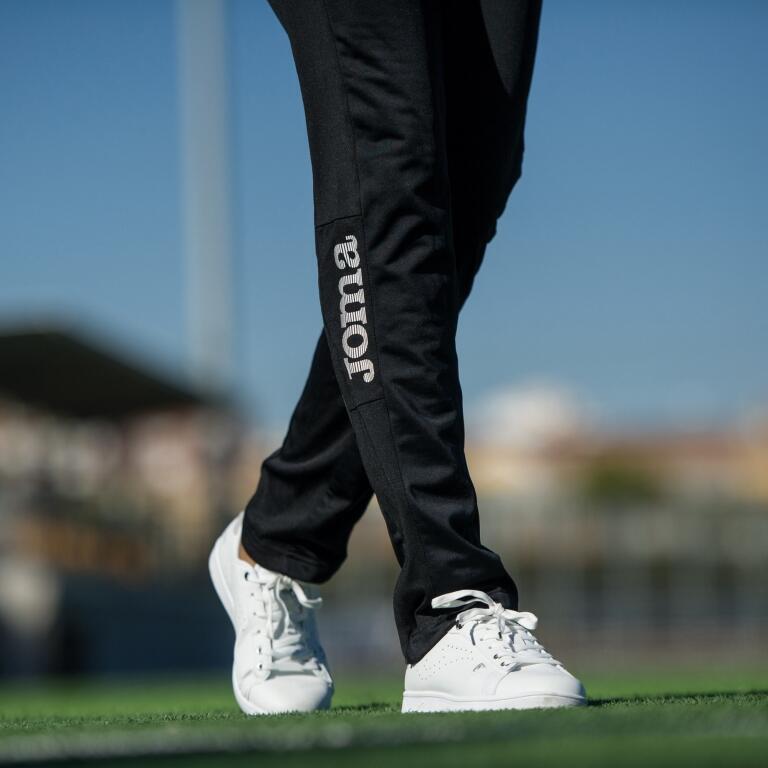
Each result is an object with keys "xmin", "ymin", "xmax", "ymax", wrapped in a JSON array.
[
  {"xmin": 208, "ymin": 530, "xmax": 333, "ymax": 716},
  {"xmin": 401, "ymin": 691, "xmax": 586, "ymax": 713}
]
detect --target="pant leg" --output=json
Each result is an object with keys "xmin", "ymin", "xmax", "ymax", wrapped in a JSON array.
[
  {"xmin": 449, "ymin": 0, "xmax": 543, "ymax": 297},
  {"xmin": 243, "ymin": 331, "xmax": 372, "ymax": 582},
  {"xmin": 244, "ymin": 3, "xmax": 540, "ymax": 655},
  {"xmin": 245, "ymin": 0, "xmax": 542, "ymax": 580}
]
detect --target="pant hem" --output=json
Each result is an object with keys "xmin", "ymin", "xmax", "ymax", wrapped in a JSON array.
[
  {"xmin": 405, "ymin": 585, "xmax": 519, "ymax": 664},
  {"xmin": 240, "ymin": 527, "xmax": 341, "ymax": 584}
]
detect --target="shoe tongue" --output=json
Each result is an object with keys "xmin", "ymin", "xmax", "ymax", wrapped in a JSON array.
[
  {"xmin": 253, "ymin": 563, "xmax": 279, "ymax": 583},
  {"xmin": 259, "ymin": 571, "xmax": 303, "ymax": 636},
  {"xmin": 476, "ymin": 618, "xmax": 534, "ymax": 653}
]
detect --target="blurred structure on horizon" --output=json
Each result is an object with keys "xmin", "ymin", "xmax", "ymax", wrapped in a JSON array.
[
  {"xmin": 0, "ymin": 325, "xmax": 245, "ymax": 675},
  {"xmin": 177, "ymin": 0, "xmax": 235, "ymax": 394},
  {"xmin": 468, "ymin": 382, "xmax": 768, "ymax": 503},
  {"xmin": 1, "ymin": 331, "xmax": 766, "ymax": 677}
]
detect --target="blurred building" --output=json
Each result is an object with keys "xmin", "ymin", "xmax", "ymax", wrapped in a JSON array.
[
  {"xmin": 469, "ymin": 424, "xmax": 768, "ymax": 503},
  {"xmin": 1, "ymin": 344, "xmax": 767, "ymax": 676},
  {"xmin": 0, "ymin": 325, "xmax": 254, "ymax": 676},
  {"xmin": 461, "ymin": 386, "xmax": 768, "ymax": 663}
]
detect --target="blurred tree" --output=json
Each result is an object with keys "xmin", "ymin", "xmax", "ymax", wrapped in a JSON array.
[{"xmin": 579, "ymin": 458, "xmax": 666, "ymax": 506}]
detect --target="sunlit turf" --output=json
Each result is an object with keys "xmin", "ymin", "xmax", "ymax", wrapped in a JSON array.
[{"xmin": 0, "ymin": 667, "xmax": 766, "ymax": 766}]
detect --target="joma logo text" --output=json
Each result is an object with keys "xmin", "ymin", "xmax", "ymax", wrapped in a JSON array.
[{"xmin": 333, "ymin": 235, "xmax": 375, "ymax": 383}]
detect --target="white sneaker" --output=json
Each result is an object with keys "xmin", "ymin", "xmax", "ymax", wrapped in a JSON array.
[
  {"xmin": 402, "ymin": 590, "xmax": 586, "ymax": 712},
  {"xmin": 208, "ymin": 512, "xmax": 333, "ymax": 714}
]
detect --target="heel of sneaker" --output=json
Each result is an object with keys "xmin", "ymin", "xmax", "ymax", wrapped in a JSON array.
[{"xmin": 208, "ymin": 539, "xmax": 236, "ymax": 627}]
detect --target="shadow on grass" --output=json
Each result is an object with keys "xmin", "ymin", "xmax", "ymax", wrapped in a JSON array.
[
  {"xmin": 589, "ymin": 689, "xmax": 768, "ymax": 707},
  {"xmin": 296, "ymin": 690, "xmax": 768, "ymax": 716},
  {"xmin": 334, "ymin": 690, "xmax": 768, "ymax": 713}
]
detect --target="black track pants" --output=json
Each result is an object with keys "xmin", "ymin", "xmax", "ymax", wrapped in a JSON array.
[{"xmin": 243, "ymin": 0, "xmax": 542, "ymax": 664}]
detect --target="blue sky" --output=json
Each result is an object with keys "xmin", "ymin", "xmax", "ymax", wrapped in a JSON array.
[{"xmin": 1, "ymin": 0, "xmax": 766, "ymax": 430}]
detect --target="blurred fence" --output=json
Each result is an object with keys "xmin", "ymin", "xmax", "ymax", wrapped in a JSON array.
[
  {"xmin": 1, "ymin": 382, "xmax": 767, "ymax": 677},
  {"xmin": 1, "ymin": 495, "xmax": 767, "ymax": 677},
  {"xmin": 319, "ymin": 496, "xmax": 768, "ymax": 669}
]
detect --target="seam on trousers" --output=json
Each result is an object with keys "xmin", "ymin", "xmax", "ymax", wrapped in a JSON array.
[
  {"xmin": 356, "ymin": 397, "xmax": 438, "ymax": 651},
  {"xmin": 346, "ymin": 393, "xmax": 384, "ymax": 411},
  {"xmin": 318, "ymin": 0, "xmax": 439, "ymax": 655},
  {"xmin": 315, "ymin": 212, "xmax": 362, "ymax": 230},
  {"xmin": 317, "ymin": 0, "xmax": 381, "ymax": 411},
  {"xmin": 380, "ymin": 390, "xmax": 438, "ymax": 599}
]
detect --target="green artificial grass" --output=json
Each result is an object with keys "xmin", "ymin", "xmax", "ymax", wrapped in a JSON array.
[{"xmin": 0, "ymin": 667, "xmax": 766, "ymax": 766}]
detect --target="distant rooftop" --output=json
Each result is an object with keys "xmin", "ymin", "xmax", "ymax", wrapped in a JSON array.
[{"xmin": 0, "ymin": 325, "xmax": 216, "ymax": 419}]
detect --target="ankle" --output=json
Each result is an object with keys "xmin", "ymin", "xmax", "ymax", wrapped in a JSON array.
[{"xmin": 238, "ymin": 541, "xmax": 257, "ymax": 567}]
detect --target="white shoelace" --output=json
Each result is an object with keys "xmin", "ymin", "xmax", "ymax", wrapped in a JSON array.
[
  {"xmin": 432, "ymin": 589, "xmax": 560, "ymax": 669},
  {"xmin": 244, "ymin": 570, "xmax": 323, "ymax": 674}
]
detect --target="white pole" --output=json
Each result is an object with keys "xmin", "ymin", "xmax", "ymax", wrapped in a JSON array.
[{"xmin": 177, "ymin": 0, "xmax": 234, "ymax": 394}]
